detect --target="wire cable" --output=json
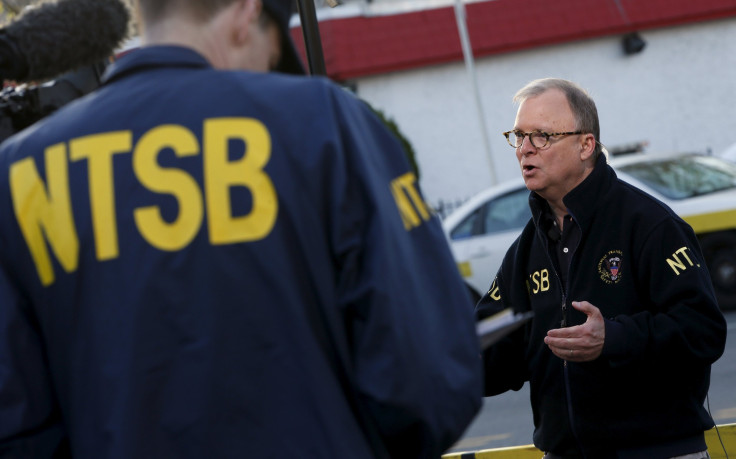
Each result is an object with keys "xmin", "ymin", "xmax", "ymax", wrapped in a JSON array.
[{"xmin": 706, "ymin": 393, "xmax": 729, "ymax": 459}]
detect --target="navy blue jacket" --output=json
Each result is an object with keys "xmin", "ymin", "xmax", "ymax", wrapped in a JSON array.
[
  {"xmin": 476, "ymin": 154, "xmax": 727, "ymax": 457},
  {"xmin": 0, "ymin": 46, "xmax": 483, "ymax": 458}
]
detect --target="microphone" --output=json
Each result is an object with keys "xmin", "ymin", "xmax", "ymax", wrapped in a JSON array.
[{"xmin": 0, "ymin": 0, "xmax": 130, "ymax": 83}]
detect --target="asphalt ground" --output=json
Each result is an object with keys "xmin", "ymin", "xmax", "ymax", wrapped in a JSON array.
[{"xmin": 448, "ymin": 310, "xmax": 736, "ymax": 454}]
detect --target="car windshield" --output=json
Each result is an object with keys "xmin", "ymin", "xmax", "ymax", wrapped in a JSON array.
[{"xmin": 617, "ymin": 155, "xmax": 736, "ymax": 199}]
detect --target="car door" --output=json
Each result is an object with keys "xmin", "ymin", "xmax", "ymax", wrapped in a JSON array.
[{"xmin": 448, "ymin": 186, "xmax": 531, "ymax": 299}]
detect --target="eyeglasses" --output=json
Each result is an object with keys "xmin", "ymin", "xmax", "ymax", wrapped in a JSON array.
[{"xmin": 502, "ymin": 130, "xmax": 585, "ymax": 149}]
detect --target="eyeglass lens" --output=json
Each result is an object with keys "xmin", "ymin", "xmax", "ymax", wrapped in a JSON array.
[{"xmin": 509, "ymin": 131, "xmax": 548, "ymax": 148}]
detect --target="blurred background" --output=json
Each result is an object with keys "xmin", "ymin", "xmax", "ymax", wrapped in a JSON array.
[
  {"xmin": 3, "ymin": 0, "xmax": 734, "ymax": 213},
  {"xmin": 287, "ymin": 0, "xmax": 736, "ymax": 214}
]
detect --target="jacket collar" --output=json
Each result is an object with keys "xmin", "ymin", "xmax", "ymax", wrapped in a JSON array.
[
  {"xmin": 102, "ymin": 46, "xmax": 211, "ymax": 86},
  {"xmin": 530, "ymin": 153, "xmax": 616, "ymax": 234}
]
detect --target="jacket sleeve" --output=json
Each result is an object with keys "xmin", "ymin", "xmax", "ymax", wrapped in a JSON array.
[
  {"xmin": 327, "ymin": 87, "xmax": 483, "ymax": 458},
  {"xmin": 475, "ymin": 263, "xmax": 529, "ymax": 396},
  {"xmin": 0, "ymin": 255, "xmax": 68, "ymax": 456},
  {"xmin": 601, "ymin": 216, "xmax": 727, "ymax": 368}
]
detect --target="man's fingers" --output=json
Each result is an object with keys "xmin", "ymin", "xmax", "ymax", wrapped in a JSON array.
[
  {"xmin": 546, "ymin": 323, "xmax": 582, "ymax": 338},
  {"xmin": 572, "ymin": 300, "xmax": 597, "ymax": 316},
  {"xmin": 548, "ymin": 302, "xmax": 601, "ymax": 338},
  {"xmin": 544, "ymin": 335, "xmax": 577, "ymax": 349},
  {"xmin": 549, "ymin": 345, "xmax": 587, "ymax": 362},
  {"xmin": 545, "ymin": 331, "xmax": 596, "ymax": 349}
]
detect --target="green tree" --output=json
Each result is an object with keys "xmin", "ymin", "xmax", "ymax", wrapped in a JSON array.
[{"xmin": 365, "ymin": 104, "xmax": 420, "ymax": 180}]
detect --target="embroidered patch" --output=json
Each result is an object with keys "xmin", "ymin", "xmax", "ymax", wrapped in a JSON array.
[{"xmin": 598, "ymin": 250, "xmax": 623, "ymax": 284}]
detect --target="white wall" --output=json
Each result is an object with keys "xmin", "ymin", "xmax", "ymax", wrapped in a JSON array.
[{"xmin": 354, "ymin": 17, "xmax": 736, "ymax": 210}]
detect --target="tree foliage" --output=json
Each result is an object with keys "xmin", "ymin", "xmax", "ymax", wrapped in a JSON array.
[{"xmin": 365, "ymin": 103, "xmax": 420, "ymax": 180}]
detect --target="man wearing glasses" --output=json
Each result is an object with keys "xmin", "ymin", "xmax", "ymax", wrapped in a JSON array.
[{"xmin": 477, "ymin": 78, "xmax": 726, "ymax": 458}]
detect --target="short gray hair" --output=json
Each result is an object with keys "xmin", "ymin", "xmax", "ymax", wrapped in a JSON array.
[{"xmin": 514, "ymin": 78, "xmax": 602, "ymax": 159}]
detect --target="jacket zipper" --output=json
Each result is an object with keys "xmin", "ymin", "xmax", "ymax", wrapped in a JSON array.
[
  {"xmin": 562, "ymin": 216, "xmax": 586, "ymax": 458},
  {"xmin": 541, "ymin": 215, "xmax": 586, "ymax": 457}
]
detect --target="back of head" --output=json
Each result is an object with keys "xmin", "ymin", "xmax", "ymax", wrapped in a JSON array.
[
  {"xmin": 260, "ymin": 0, "xmax": 305, "ymax": 74},
  {"xmin": 514, "ymin": 78, "xmax": 601, "ymax": 158},
  {"xmin": 135, "ymin": 0, "xmax": 234, "ymax": 23},
  {"xmin": 135, "ymin": 0, "xmax": 304, "ymax": 74}
]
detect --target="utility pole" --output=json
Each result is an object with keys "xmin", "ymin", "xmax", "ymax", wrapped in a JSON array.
[{"xmin": 453, "ymin": 0, "xmax": 497, "ymax": 186}]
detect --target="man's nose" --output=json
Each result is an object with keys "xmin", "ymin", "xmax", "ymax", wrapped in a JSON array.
[{"xmin": 519, "ymin": 134, "xmax": 537, "ymax": 155}]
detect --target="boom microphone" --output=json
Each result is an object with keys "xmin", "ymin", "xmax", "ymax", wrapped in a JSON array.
[{"xmin": 0, "ymin": 0, "xmax": 130, "ymax": 83}]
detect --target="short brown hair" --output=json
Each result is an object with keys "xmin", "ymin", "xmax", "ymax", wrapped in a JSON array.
[{"xmin": 135, "ymin": 0, "xmax": 239, "ymax": 24}]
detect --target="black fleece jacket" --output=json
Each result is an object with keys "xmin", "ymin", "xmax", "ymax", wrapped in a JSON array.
[{"xmin": 476, "ymin": 154, "xmax": 727, "ymax": 458}]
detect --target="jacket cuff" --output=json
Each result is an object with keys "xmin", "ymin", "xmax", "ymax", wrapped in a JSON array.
[{"xmin": 601, "ymin": 318, "xmax": 627, "ymax": 357}]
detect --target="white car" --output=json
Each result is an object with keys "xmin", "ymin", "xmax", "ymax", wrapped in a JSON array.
[
  {"xmin": 718, "ymin": 142, "xmax": 736, "ymax": 164},
  {"xmin": 442, "ymin": 153, "xmax": 736, "ymax": 310}
]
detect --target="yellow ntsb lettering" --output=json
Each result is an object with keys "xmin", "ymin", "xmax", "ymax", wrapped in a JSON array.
[
  {"xmin": 666, "ymin": 246, "xmax": 698, "ymax": 275},
  {"xmin": 391, "ymin": 172, "xmax": 431, "ymax": 230},
  {"xmin": 488, "ymin": 278, "xmax": 501, "ymax": 301},
  {"xmin": 204, "ymin": 118, "xmax": 277, "ymax": 244},
  {"xmin": 529, "ymin": 269, "xmax": 550, "ymax": 294},
  {"xmin": 133, "ymin": 125, "xmax": 203, "ymax": 251},
  {"xmin": 70, "ymin": 131, "xmax": 132, "ymax": 260},
  {"xmin": 9, "ymin": 117, "xmax": 278, "ymax": 286},
  {"xmin": 10, "ymin": 144, "xmax": 79, "ymax": 286}
]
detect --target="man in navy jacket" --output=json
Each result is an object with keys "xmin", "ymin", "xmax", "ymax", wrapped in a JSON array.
[
  {"xmin": 0, "ymin": 1, "xmax": 483, "ymax": 457},
  {"xmin": 478, "ymin": 78, "xmax": 727, "ymax": 458}
]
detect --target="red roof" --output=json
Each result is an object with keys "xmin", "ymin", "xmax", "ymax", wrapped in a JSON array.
[{"xmin": 289, "ymin": 0, "xmax": 736, "ymax": 81}]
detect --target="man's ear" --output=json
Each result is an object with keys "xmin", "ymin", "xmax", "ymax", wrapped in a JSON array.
[
  {"xmin": 579, "ymin": 133, "xmax": 596, "ymax": 161},
  {"xmin": 231, "ymin": 0, "xmax": 262, "ymax": 45}
]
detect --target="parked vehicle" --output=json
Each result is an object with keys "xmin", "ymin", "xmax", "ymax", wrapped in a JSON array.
[
  {"xmin": 442, "ymin": 153, "xmax": 736, "ymax": 310},
  {"xmin": 718, "ymin": 141, "xmax": 736, "ymax": 164}
]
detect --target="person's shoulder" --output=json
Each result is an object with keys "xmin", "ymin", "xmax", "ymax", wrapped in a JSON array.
[
  {"xmin": 219, "ymin": 71, "xmax": 360, "ymax": 114},
  {"xmin": 222, "ymin": 71, "xmax": 339, "ymax": 95},
  {"xmin": 0, "ymin": 116, "xmax": 52, "ymax": 162},
  {"xmin": 0, "ymin": 127, "xmax": 35, "ymax": 191},
  {"xmin": 0, "ymin": 94, "xmax": 94, "ymax": 183},
  {"xmin": 274, "ymin": 74, "xmax": 362, "ymax": 107},
  {"xmin": 616, "ymin": 178, "xmax": 670, "ymax": 209},
  {"xmin": 611, "ymin": 177, "xmax": 687, "ymax": 230}
]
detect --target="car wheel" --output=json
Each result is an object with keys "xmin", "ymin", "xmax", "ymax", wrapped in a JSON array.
[{"xmin": 700, "ymin": 232, "xmax": 736, "ymax": 311}]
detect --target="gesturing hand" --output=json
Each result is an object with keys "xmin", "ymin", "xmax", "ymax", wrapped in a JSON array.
[{"xmin": 544, "ymin": 301, "xmax": 605, "ymax": 362}]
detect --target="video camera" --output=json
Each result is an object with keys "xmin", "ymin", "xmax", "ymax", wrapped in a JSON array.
[
  {"xmin": 0, "ymin": 0, "xmax": 130, "ymax": 142},
  {"xmin": 0, "ymin": 61, "xmax": 108, "ymax": 142}
]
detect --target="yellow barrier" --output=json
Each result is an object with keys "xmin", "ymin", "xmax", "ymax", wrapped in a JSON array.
[
  {"xmin": 443, "ymin": 423, "xmax": 736, "ymax": 459},
  {"xmin": 709, "ymin": 424, "xmax": 736, "ymax": 459}
]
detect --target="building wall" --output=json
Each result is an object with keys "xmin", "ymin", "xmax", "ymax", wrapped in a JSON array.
[{"xmin": 353, "ymin": 17, "xmax": 736, "ymax": 211}]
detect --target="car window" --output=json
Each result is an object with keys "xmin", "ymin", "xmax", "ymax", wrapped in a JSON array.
[
  {"xmin": 482, "ymin": 187, "xmax": 531, "ymax": 234},
  {"xmin": 617, "ymin": 155, "xmax": 736, "ymax": 199},
  {"xmin": 450, "ymin": 207, "xmax": 482, "ymax": 240},
  {"xmin": 450, "ymin": 187, "xmax": 530, "ymax": 240}
]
